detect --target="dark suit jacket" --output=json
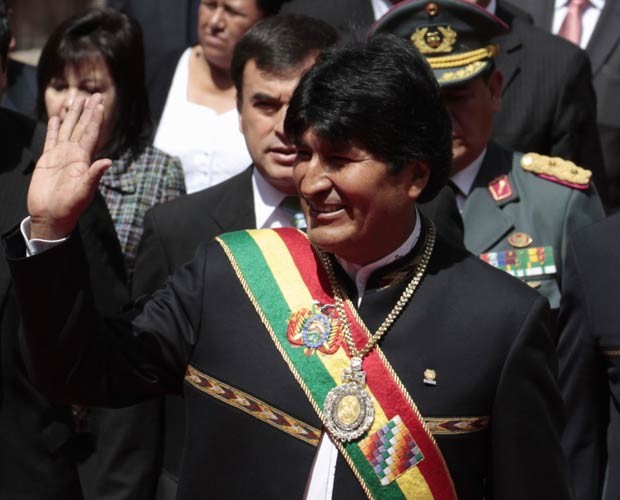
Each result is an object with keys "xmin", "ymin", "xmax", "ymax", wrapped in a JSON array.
[
  {"xmin": 558, "ymin": 214, "xmax": 620, "ymax": 500},
  {"xmin": 280, "ymin": 0, "xmax": 375, "ymax": 40},
  {"xmin": 106, "ymin": 0, "xmax": 197, "ymax": 82},
  {"xmin": 0, "ymin": 58, "xmax": 37, "ymax": 119},
  {"xmin": 0, "ymin": 108, "xmax": 128, "ymax": 499},
  {"xmin": 132, "ymin": 165, "xmax": 464, "ymax": 499},
  {"xmin": 7, "ymin": 217, "xmax": 571, "ymax": 499},
  {"xmin": 492, "ymin": 3, "xmax": 606, "ymax": 202},
  {"xmin": 281, "ymin": 0, "xmax": 607, "ymax": 204},
  {"xmin": 512, "ymin": 0, "xmax": 620, "ymax": 210}
]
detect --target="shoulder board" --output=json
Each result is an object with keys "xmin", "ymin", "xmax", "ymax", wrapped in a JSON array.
[{"xmin": 520, "ymin": 153, "xmax": 591, "ymax": 190}]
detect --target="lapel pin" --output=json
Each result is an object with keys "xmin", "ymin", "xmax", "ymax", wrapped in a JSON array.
[{"xmin": 423, "ymin": 369, "xmax": 437, "ymax": 386}]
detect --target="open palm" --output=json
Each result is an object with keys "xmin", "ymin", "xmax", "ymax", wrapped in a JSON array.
[{"xmin": 28, "ymin": 94, "xmax": 112, "ymax": 240}]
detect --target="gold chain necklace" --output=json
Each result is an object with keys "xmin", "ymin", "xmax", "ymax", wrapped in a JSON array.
[{"xmin": 315, "ymin": 222, "xmax": 435, "ymax": 442}]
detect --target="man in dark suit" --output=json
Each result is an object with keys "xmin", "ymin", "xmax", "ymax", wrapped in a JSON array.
[
  {"xmin": 558, "ymin": 214, "xmax": 620, "ymax": 500},
  {"xmin": 0, "ymin": 11, "xmax": 130, "ymax": 499},
  {"xmin": 5, "ymin": 29, "xmax": 571, "ymax": 499},
  {"xmin": 134, "ymin": 14, "xmax": 462, "ymax": 498},
  {"xmin": 513, "ymin": 0, "xmax": 620, "ymax": 211},
  {"xmin": 282, "ymin": 0, "xmax": 607, "ymax": 202},
  {"xmin": 371, "ymin": 0, "xmax": 605, "ymax": 316}
]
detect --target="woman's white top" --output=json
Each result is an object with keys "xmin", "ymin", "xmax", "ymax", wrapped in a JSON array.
[{"xmin": 154, "ymin": 48, "xmax": 251, "ymax": 194}]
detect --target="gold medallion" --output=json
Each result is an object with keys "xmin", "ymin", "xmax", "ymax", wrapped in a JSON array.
[
  {"xmin": 323, "ymin": 357, "xmax": 375, "ymax": 442},
  {"xmin": 507, "ymin": 232, "xmax": 532, "ymax": 248}
]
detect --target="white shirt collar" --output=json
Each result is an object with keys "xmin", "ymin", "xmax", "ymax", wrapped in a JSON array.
[
  {"xmin": 370, "ymin": 0, "xmax": 392, "ymax": 19},
  {"xmin": 555, "ymin": 0, "xmax": 605, "ymax": 8},
  {"xmin": 484, "ymin": 0, "xmax": 497, "ymax": 15},
  {"xmin": 251, "ymin": 167, "xmax": 288, "ymax": 229},
  {"xmin": 450, "ymin": 148, "xmax": 487, "ymax": 198},
  {"xmin": 336, "ymin": 208, "xmax": 422, "ymax": 302}
]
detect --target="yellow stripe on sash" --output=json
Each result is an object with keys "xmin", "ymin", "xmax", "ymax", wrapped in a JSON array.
[{"xmin": 248, "ymin": 230, "xmax": 313, "ymax": 310}]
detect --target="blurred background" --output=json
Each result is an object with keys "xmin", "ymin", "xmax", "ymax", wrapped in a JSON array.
[{"xmin": 10, "ymin": 0, "xmax": 104, "ymax": 64}]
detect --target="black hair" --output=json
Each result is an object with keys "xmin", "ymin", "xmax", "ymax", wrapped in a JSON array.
[
  {"xmin": 36, "ymin": 8, "xmax": 151, "ymax": 160},
  {"xmin": 230, "ymin": 13, "xmax": 340, "ymax": 102},
  {"xmin": 284, "ymin": 34, "xmax": 452, "ymax": 202},
  {"xmin": 0, "ymin": 0, "xmax": 10, "ymax": 71}
]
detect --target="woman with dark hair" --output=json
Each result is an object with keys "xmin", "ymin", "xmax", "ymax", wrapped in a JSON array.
[
  {"xmin": 150, "ymin": 0, "xmax": 288, "ymax": 193},
  {"xmin": 37, "ymin": 8, "xmax": 185, "ymax": 280}
]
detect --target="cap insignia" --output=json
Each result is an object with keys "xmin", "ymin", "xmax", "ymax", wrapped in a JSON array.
[
  {"xmin": 425, "ymin": 2, "xmax": 439, "ymax": 16},
  {"xmin": 520, "ymin": 153, "xmax": 591, "ymax": 190},
  {"xmin": 411, "ymin": 26, "xmax": 457, "ymax": 54}
]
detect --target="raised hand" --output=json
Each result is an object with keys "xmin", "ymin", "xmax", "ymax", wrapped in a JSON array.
[{"xmin": 28, "ymin": 94, "xmax": 112, "ymax": 240}]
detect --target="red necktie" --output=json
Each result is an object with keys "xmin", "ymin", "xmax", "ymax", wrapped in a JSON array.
[{"xmin": 558, "ymin": 0, "xmax": 590, "ymax": 45}]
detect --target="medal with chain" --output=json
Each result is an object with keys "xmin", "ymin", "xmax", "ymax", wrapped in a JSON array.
[{"xmin": 316, "ymin": 223, "xmax": 435, "ymax": 442}]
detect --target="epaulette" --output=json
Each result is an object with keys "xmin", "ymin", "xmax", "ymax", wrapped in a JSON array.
[{"xmin": 520, "ymin": 153, "xmax": 591, "ymax": 190}]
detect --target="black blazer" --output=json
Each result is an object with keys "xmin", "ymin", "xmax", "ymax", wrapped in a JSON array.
[
  {"xmin": 106, "ymin": 0, "xmax": 196, "ymax": 81},
  {"xmin": 511, "ymin": 0, "xmax": 620, "ymax": 209},
  {"xmin": 492, "ymin": 3, "xmax": 606, "ymax": 201},
  {"xmin": 280, "ymin": 0, "xmax": 375, "ymax": 39},
  {"xmin": 0, "ymin": 108, "xmax": 128, "ymax": 499},
  {"xmin": 132, "ymin": 166, "xmax": 465, "ymax": 499},
  {"xmin": 6, "ymin": 216, "xmax": 571, "ymax": 499},
  {"xmin": 0, "ymin": 59, "xmax": 37, "ymax": 119},
  {"xmin": 558, "ymin": 213, "xmax": 620, "ymax": 500}
]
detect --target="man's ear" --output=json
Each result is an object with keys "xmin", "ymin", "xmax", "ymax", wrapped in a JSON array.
[
  {"xmin": 488, "ymin": 69, "xmax": 503, "ymax": 113},
  {"xmin": 407, "ymin": 161, "xmax": 431, "ymax": 201}
]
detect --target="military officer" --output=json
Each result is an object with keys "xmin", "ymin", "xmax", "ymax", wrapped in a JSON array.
[{"xmin": 371, "ymin": 0, "xmax": 605, "ymax": 314}]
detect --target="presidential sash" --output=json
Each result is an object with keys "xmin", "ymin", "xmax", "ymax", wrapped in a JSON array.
[{"xmin": 217, "ymin": 228, "xmax": 456, "ymax": 500}]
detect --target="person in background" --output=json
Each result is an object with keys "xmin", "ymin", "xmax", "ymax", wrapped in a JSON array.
[
  {"xmin": 558, "ymin": 214, "xmax": 620, "ymax": 500},
  {"xmin": 150, "ymin": 0, "xmax": 289, "ymax": 193},
  {"xmin": 37, "ymin": 8, "xmax": 186, "ymax": 281},
  {"xmin": 35, "ymin": 9, "xmax": 185, "ymax": 500},
  {"xmin": 0, "ymin": 6, "xmax": 130, "ymax": 500},
  {"xmin": 134, "ymin": 14, "xmax": 341, "ymax": 499},
  {"xmin": 514, "ymin": 0, "xmax": 620, "ymax": 211},
  {"xmin": 0, "ymin": 0, "xmax": 37, "ymax": 118},
  {"xmin": 370, "ymin": 0, "xmax": 605, "ymax": 320},
  {"xmin": 281, "ymin": 0, "xmax": 608, "ymax": 206}
]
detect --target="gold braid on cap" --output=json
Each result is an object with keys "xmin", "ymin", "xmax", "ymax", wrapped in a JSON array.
[{"xmin": 425, "ymin": 44, "xmax": 497, "ymax": 69}]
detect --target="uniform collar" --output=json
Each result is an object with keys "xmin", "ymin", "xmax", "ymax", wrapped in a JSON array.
[{"xmin": 336, "ymin": 209, "xmax": 421, "ymax": 301}]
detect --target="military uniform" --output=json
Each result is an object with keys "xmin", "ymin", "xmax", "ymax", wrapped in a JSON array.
[
  {"xmin": 462, "ymin": 141, "xmax": 605, "ymax": 309},
  {"xmin": 370, "ymin": 1, "xmax": 606, "ymax": 311}
]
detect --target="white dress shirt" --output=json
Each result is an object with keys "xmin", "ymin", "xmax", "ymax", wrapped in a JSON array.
[
  {"xmin": 370, "ymin": 0, "xmax": 392, "ymax": 19},
  {"xmin": 252, "ymin": 168, "xmax": 297, "ymax": 229},
  {"xmin": 304, "ymin": 211, "xmax": 421, "ymax": 499},
  {"xmin": 552, "ymin": 0, "xmax": 605, "ymax": 48},
  {"xmin": 450, "ymin": 149, "xmax": 487, "ymax": 212},
  {"xmin": 154, "ymin": 48, "xmax": 251, "ymax": 194}
]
